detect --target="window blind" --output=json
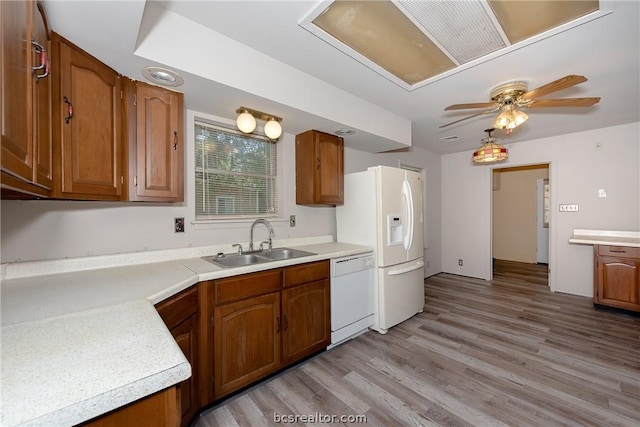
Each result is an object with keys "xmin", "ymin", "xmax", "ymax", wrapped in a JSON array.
[{"xmin": 195, "ymin": 121, "xmax": 277, "ymax": 219}]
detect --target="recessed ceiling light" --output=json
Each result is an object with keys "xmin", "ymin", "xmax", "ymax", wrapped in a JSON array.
[
  {"xmin": 335, "ymin": 129, "xmax": 355, "ymax": 136},
  {"xmin": 142, "ymin": 66, "xmax": 184, "ymax": 87}
]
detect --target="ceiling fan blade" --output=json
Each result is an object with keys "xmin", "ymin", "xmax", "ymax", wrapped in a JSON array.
[
  {"xmin": 444, "ymin": 102, "xmax": 496, "ymax": 111},
  {"xmin": 521, "ymin": 75, "xmax": 587, "ymax": 100},
  {"xmin": 439, "ymin": 109, "xmax": 497, "ymax": 128},
  {"xmin": 527, "ymin": 97, "xmax": 601, "ymax": 108}
]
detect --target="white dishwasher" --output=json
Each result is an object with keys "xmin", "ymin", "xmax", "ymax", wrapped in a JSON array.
[{"xmin": 329, "ymin": 252, "xmax": 375, "ymax": 349}]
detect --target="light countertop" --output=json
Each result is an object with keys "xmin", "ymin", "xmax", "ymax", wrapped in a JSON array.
[
  {"xmin": 568, "ymin": 229, "xmax": 640, "ymax": 248},
  {"xmin": 0, "ymin": 237, "xmax": 372, "ymax": 427},
  {"xmin": 1, "ymin": 300, "xmax": 191, "ymax": 427}
]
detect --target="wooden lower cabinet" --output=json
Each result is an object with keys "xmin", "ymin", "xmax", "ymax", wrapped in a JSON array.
[
  {"xmin": 155, "ymin": 287, "xmax": 199, "ymax": 427},
  {"xmin": 207, "ymin": 260, "xmax": 330, "ymax": 400},
  {"xmin": 214, "ymin": 292, "xmax": 281, "ymax": 398},
  {"xmin": 153, "ymin": 260, "xmax": 330, "ymax": 421},
  {"xmin": 78, "ymin": 386, "xmax": 179, "ymax": 427},
  {"xmin": 594, "ymin": 245, "xmax": 640, "ymax": 312}
]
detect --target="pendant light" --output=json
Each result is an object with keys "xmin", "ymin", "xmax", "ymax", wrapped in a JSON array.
[{"xmin": 472, "ymin": 128, "xmax": 508, "ymax": 164}]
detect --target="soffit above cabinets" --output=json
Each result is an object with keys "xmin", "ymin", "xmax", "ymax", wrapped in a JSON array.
[{"xmin": 301, "ymin": 0, "xmax": 603, "ymax": 91}]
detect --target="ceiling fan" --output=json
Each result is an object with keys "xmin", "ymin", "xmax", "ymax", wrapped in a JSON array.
[{"xmin": 439, "ymin": 75, "xmax": 601, "ymax": 132}]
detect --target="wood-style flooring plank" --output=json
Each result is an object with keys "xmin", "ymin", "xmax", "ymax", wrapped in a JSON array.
[{"xmin": 195, "ymin": 261, "xmax": 640, "ymax": 426}]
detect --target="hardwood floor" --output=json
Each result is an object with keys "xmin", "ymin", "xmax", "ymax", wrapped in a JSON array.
[{"xmin": 195, "ymin": 262, "xmax": 640, "ymax": 426}]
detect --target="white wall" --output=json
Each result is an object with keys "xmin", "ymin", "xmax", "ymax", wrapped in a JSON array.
[
  {"xmin": 344, "ymin": 146, "xmax": 442, "ymax": 277},
  {"xmin": 0, "ymin": 110, "xmax": 336, "ymax": 263},
  {"xmin": 0, "ymin": 110, "xmax": 442, "ymax": 268},
  {"xmin": 441, "ymin": 122, "xmax": 640, "ymax": 297}
]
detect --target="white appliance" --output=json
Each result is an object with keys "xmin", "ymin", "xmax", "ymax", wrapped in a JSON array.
[
  {"xmin": 336, "ymin": 165, "xmax": 424, "ymax": 334},
  {"xmin": 329, "ymin": 252, "xmax": 375, "ymax": 349}
]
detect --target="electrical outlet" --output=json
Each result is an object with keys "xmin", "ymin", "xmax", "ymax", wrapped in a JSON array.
[
  {"xmin": 174, "ymin": 217, "xmax": 185, "ymax": 233},
  {"xmin": 426, "ymin": 261, "xmax": 430, "ymax": 269},
  {"xmin": 458, "ymin": 259, "xmax": 463, "ymax": 266},
  {"xmin": 289, "ymin": 215, "xmax": 296, "ymax": 227}
]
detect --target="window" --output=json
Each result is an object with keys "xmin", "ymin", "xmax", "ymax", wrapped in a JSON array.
[{"xmin": 195, "ymin": 121, "xmax": 277, "ymax": 219}]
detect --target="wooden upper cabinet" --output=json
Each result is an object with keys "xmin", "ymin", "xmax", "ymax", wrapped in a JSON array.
[
  {"xmin": 1, "ymin": 0, "xmax": 52, "ymax": 198},
  {"xmin": 295, "ymin": 130, "xmax": 343, "ymax": 206},
  {"xmin": 52, "ymin": 33, "xmax": 122, "ymax": 200},
  {"xmin": 124, "ymin": 79, "xmax": 184, "ymax": 202},
  {"xmin": 33, "ymin": 1, "xmax": 52, "ymax": 190}
]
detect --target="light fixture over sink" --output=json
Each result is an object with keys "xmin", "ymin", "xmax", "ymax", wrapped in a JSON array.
[{"xmin": 235, "ymin": 107, "xmax": 283, "ymax": 140}]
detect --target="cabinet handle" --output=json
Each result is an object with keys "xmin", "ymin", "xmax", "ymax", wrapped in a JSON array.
[
  {"xmin": 173, "ymin": 131, "xmax": 178, "ymax": 150},
  {"xmin": 609, "ymin": 249, "xmax": 626, "ymax": 253},
  {"xmin": 276, "ymin": 316, "xmax": 281, "ymax": 333},
  {"xmin": 283, "ymin": 314, "xmax": 288, "ymax": 332},
  {"xmin": 316, "ymin": 158, "xmax": 320, "ymax": 169},
  {"xmin": 31, "ymin": 40, "xmax": 49, "ymax": 79},
  {"xmin": 63, "ymin": 97, "xmax": 73, "ymax": 124}
]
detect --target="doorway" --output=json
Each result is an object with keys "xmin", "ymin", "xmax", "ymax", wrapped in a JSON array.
[{"xmin": 492, "ymin": 164, "xmax": 550, "ymax": 284}]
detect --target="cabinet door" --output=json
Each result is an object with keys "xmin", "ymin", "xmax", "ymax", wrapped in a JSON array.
[
  {"xmin": 155, "ymin": 286, "xmax": 199, "ymax": 427},
  {"xmin": 597, "ymin": 256, "xmax": 640, "ymax": 311},
  {"xmin": 296, "ymin": 130, "xmax": 343, "ymax": 206},
  {"xmin": 282, "ymin": 279, "xmax": 330, "ymax": 365},
  {"xmin": 214, "ymin": 292, "xmax": 281, "ymax": 398},
  {"xmin": 33, "ymin": 1, "xmax": 52, "ymax": 189},
  {"xmin": 127, "ymin": 80, "xmax": 183, "ymax": 202},
  {"xmin": 1, "ymin": 1, "xmax": 33, "ymax": 182},
  {"xmin": 315, "ymin": 131, "xmax": 343, "ymax": 205},
  {"xmin": 57, "ymin": 36, "xmax": 122, "ymax": 199},
  {"xmin": 172, "ymin": 314, "xmax": 198, "ymax": 427}
]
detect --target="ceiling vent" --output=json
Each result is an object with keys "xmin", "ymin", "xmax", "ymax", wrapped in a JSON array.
[{"xmin": 300, "ymin": 0, "xmax": 606, "ymax": 91}]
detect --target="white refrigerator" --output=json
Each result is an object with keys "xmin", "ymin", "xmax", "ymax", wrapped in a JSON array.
[{"xmin": 336, "ymin": 165, "xmax": 424, "ymax": 334}]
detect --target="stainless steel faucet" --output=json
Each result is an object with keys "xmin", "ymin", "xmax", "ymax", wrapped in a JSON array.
[{"xmin": 249, "ymin": 219, "xmax": 274, "ymax": 252}]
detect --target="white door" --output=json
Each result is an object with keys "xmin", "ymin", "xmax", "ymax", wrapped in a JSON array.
[
  {"xmin": 536, "ymin": 179, "xmax": 549, "ymax": 263},
  {"xmin": 405, "ymin": 169, "xmax": 424, "ymax": 262},
  {"xmin": 375, "ymin": 166, "xmax": 409, "ymax": 267}
]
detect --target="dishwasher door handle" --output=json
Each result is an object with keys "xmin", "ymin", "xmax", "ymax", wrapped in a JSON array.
[{"xmin": 387, "ymin": 260, "xmax": 424, "ymax": 276}]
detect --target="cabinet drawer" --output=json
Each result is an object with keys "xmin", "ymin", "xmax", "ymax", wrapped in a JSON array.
[
  {"xmin": 155, "ymin": 286, "xmax": 198, "ymax": 330},
  {"xmin": 597, "ymin": 245, "xmax": 640, "ymax": 259},
  {"xmin": 215, "ymin": 269, "xmax": 282, "ymax": 305},
  {"xmin": 283, "ymin": 260, "xmax": 329, "ymax": 288}
]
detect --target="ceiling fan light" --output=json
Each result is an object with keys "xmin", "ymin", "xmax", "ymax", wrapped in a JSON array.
[
  {"xmin": 512, "ymin": 110, "xmax": 528, "ymax": 127},
  {"xmin": 264, "ymin": 118, "xmax": 283, "ymax": 140},
  {"xmin": 236, "ymin": 110, "xmax": 257, "ymax": 133}
]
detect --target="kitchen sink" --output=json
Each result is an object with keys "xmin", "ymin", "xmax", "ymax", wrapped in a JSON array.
[
  {"xmin": 204, "ymin": 253, "xmax": 269, "ymax": 268},
  {"xmin": 257, "ymin": 247, "xmax": 316, "ymax": 261},
  {"xmin": 203, "ymin": 247, "xmax": 315, "ymax": 268}
]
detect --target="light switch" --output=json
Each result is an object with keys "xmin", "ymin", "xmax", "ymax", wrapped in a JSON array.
[
  {"xmin": 559, "ymin": 204, "xmax": 579, "ymax": 212},
  {"xmin": 598, "ymin": 189, "xmax": 607, "ymax": 198}
]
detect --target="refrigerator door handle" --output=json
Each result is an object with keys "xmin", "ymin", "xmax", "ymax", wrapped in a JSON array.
[
  {"xmin": 387, "ymin": 260, "xmax": 424, "ymax": 276},
  {"xmin": 402, "ymin": 179, "xmax": 414, "ymax": 251}
]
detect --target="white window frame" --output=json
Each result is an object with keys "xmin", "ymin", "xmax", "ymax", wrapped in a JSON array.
[{"xmin": 191, "ymin": 112, "xmax": 283, "ymax": 227}]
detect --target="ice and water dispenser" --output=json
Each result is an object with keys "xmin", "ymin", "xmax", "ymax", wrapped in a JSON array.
[{"xmin": 387, "ymin": 214, "xmax": 403, "ymax": 246}]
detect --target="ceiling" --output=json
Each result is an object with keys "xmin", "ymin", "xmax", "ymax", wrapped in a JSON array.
[{"xmin": 44, "ymin": 1, "xmax": 639, "ymax": 155}]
